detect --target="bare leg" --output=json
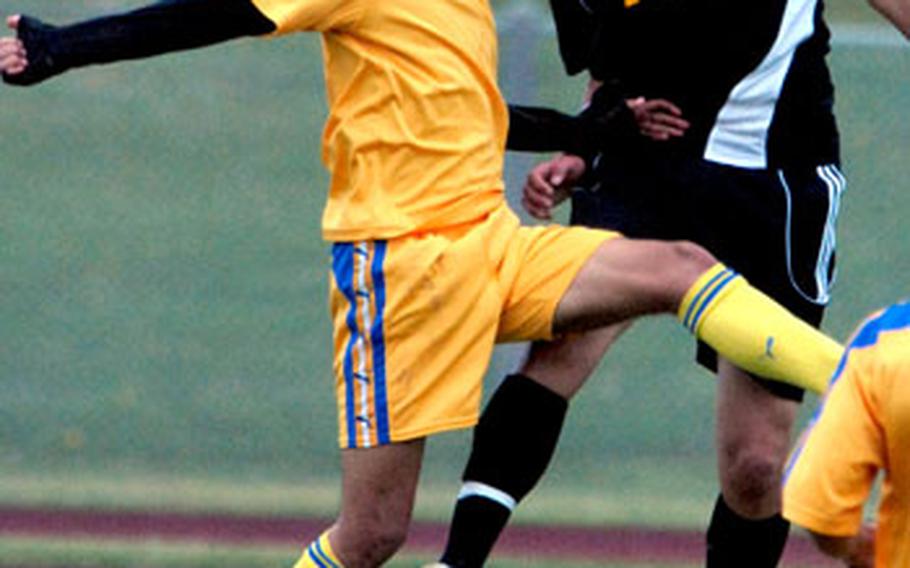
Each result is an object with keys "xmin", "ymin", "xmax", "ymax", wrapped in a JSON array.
[
  {"xmin": 440, "ymin": 237, "xmax": 837, "ymax": 567},
  {"xmin": 705, "ymin": 358, "xmax": 799, "ymax": 567},
  {"xmin": 554, "ymin": 237, "xmax": 840, "ymax": 393},
  {"xmin": 438, "ymin": 325, "xmax": 627, "ymax": 567},
  {"xmin": 715, "ymin": 359, "xmax": 798, "ymax": 518},
  {"xmin": 553, "ymin": 239, "xmax": 712, "ymax": 333},
  {"xmin": 557, "ymin": 237, "xmax": 801, "ymax": 510},
  {"xmin": 519, "ymin": 323, "xmax": 630, "ymax": 398},
  {"xmin": 329, "ymin": 439, "xmax": 426, "ymax": 567}
]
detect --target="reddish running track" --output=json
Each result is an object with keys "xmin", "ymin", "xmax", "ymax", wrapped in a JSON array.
[{"xmin": 0, "ymin": 505, "xmax": 838, "ymax": 565}]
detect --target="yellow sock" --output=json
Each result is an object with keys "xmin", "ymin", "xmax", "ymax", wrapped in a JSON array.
[
  {"xmin": 294, "ymin": 531, "xmax": 344, "ymax": 568},
  {"xmin": 678, "ymin": 263, "xmax": 843, "ymax": 394}
]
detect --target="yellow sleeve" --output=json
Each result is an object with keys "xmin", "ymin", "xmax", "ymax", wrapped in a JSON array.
[
  {"xmin": 782, "ymin": 355, "xmax": 885, "ymax": 536},
  {"xmin": 251, "ymin": 0, "xmax": 364, "ymax": 33}
]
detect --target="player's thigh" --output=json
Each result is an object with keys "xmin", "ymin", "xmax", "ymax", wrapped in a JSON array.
[
  {"xmin": 552, "ymin": 237, "xmax": 715, "ymax": 335},
  {"xmin": 496, "ymin": 221, "xmax": 613, "ymax": 342}
]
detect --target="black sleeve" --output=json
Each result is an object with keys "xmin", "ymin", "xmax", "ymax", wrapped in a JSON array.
[
  {"xmin": 506, "ymin": 105, "xmax": 588, "ymax": 153},
  {"xmin": 506, "ymin": 79, "xmax": 638, "ymax": 156},
  {"xmin": 585, "ymin": 2, "xmax": 626, "ymax": 83},
  {"xmin": 4, "ymin": 0, "xmax": 276, "ymax": 86},
  {"xmin": 549, "ymin": 0, "xmax": 600, "ymax": 75}
]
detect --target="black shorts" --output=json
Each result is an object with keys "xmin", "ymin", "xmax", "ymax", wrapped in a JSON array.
[{"xmin": 571, "ymin": 155, "xmax": 846, "ymax": 401}]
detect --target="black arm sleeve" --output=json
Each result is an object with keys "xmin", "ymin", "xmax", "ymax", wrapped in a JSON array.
[
  {"xmin": 506, "ymin": 80, "xmax": 638, "ymax": 156},
  {"xmin": 4, "ymin": 0, "xmax": 276, "ymax": 86},
  {"xmin": 506, "ymin": 105, "xmax": 588, "ymax": 153},
  {"xmin": 550, "ymin": 0, "xmax": 630, "ymax": 83},
  {"xmin": 549, "ymin": 0, "xmax": 601, "ymax": 76}
]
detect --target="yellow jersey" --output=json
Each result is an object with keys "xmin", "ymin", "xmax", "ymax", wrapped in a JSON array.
[
  {"xmin": 783, "ymin": 301, "xmax": 910, "ymax": 567},
  {"xmin": 250, "ymin": 0, "xmax": 509, "ymax": 241}
]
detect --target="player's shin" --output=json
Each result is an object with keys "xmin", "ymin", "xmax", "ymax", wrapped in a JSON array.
[
  {"xmin": 440, "ymin": 374, "xmax": 568, "ymax": 567},
  {"xmin": 295, "ymin": 531, "xmax": 344, "ymax": 568},
  {"xmin": 678, "ymin": 264, "xmax": 843, "ymax": 394}
]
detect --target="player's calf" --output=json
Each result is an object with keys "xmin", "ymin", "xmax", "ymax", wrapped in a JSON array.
[
  {"xmin": 439, "ymin": 374, "xmax": 569, "ymax": 568},
  {"xmin": 315, "ymin": 440, "xmax": 424, "ymax": 567}
]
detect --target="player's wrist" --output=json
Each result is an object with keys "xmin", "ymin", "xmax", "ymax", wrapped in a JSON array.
[{"xmin": 576, "ymin": 87, "xmax": 639, "ymax": 152}]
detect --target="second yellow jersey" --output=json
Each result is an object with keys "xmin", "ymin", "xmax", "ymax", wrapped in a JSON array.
[
  {"xmin": 783, "ymin": 301, "xmax": 910, "ymax": 567},
  {"xmin": 250, "ymin": 0, "xmax": 509, "ymax": 241}
]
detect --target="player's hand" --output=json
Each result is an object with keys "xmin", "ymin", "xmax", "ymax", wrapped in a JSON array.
[
  {"xmin": 522, "ymin": 155, "xmax": 586, "ymax": 221},
  {"xmin": 845, "ymin": 524, "xmax": 875, "ymax": 568},
  {"xmin": 0, "ymin": 16, "xmax": 28, "ymax": 78},
  {"xmin": 627, "ymin": 97, "xmax": 690, "ymax": 141},
  {"xmin": 811, "ymin": 525, "xmax": 875, "ymax": 568}
]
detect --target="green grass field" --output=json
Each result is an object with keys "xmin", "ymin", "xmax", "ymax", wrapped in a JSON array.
[{"xmin": 1, "ymin": 0, "xmax": 909, "ymax": 565}]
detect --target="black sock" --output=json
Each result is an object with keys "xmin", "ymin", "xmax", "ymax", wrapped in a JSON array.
[
  {"xmin": 440, "ymin": 496, "xmax": 512, "ymax": 568},
  {"xmin": 439, "ymin": 374, "xmax": 568, "ymax": 567},
  {"xmin": 706, "ymin": 494, "xmax": 790, "ymax": 568}
]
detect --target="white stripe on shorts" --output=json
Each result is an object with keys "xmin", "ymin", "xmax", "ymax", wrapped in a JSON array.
[
  {"xmin": 354, "ymin": 241, "xmax": 374, "ymax": 448},
  {"xmin": 777, "ymin": 164, "xmax": 845, "ymax": 305}
]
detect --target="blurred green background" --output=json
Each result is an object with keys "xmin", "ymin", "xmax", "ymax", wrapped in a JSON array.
[{"xmin": 1, "ymin": 0, "xmax": 908, "ymax": 565}]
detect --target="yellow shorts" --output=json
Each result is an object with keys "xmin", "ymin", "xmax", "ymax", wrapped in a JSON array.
[{"xmin": 328, "ymin": 203, "xmax": 618, "ymax": 448}]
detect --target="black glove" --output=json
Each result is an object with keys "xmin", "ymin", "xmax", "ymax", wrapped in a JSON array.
[
  {"xmin": 3, "ymin": 16, "xmax": 61, "ymax": 86},
  {"xmin": 3, "ymin": 0, "xmax": 275, "ymax": 87},
  {"xmin": 574, "ymin": 80, "xmax": 639, "ymax": 155}
]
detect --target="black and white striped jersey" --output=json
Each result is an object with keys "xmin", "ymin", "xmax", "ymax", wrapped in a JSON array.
[{"xmin": 550, "ymin": 0, "xmax": 840, "ymax": 170}]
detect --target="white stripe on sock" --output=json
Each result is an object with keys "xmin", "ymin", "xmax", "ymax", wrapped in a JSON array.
[{"xmin": 457, "ymin": 481, "xmax": 517, "ymax": 511}]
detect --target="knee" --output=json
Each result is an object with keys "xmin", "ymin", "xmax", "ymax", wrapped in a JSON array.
[
  {"xmin": 720, "ymin": 451, "xmax": 784, "ymax": 517},
  {"xmin": 667, "ymin": 240, "xmax": 717, "ymax": 278},
  {"xmin": 655, "ymin": 240, "xmax": 718, "ymax": 305}
]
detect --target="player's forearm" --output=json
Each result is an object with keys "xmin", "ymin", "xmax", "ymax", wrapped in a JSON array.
[
  {"xmin": 506, "ymin": 105, "xmax": 588, "ymax": 153},
  {"xmin": 4, "ymin": 0, "xmax": 275, "ymax": 86},
  {"xmin": 506, "ymin": 81, "xmax": 636, "ymax": 155},
  {"xmin": 869, "ymin": 0, "xmax": 910, "ymax": 38}
]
